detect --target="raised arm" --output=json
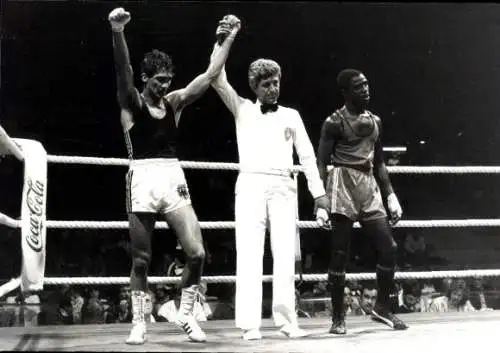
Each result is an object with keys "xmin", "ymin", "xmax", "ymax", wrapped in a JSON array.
[
  {"xmin": 166, "ymin": 15, "xmax": 241, "ymax": 114},
  {"xmin": 108, "ymin": 8, "xmax": 140, "ymax": 110},
  {"xmin": 211, "ymin": 65, "xmax": 246, "ymax": 117}
]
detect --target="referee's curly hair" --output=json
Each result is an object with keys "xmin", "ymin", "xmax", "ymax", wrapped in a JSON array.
[{"xmin": 248, "ymin": 58, "xmax": 281, "ymax": 91}]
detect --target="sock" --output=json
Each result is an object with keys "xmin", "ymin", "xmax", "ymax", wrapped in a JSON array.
[
  {"xmin": 328, "ymin": 272, "xmax": 346, "ymax": 322},
  {"xmin": 376, "ymin": 265, "xmax": 395, "ymax": 309}
]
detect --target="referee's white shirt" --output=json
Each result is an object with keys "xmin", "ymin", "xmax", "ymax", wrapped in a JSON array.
[{"xmin": 212, "ymin": 69, "xmax": 325, "ymax": 199}]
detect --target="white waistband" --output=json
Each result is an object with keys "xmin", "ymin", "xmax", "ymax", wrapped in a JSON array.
[{"xmin": 130, "ymin": 158, "xmax": 179, "ymax": 168}]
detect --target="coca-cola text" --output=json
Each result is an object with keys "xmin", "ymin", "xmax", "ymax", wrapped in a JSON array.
[{"xmin": 25, "ymin": 178, "xmax": 45, "ymax": 252}]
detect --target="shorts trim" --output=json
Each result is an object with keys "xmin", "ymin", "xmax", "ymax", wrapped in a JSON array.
[
  {"xmin": 125, "ymin": 170, "xmax": 133, "ymax": 214},
  {"xmin": 162, "ymin": 200, "xmax": 192, "ymax": 215},
  {"xmin": 330, "ymin": 168, "xmax": 339, "ymax": 213}
]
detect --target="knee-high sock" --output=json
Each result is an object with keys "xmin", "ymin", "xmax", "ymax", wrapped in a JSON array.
[
  {"xmin": 328, "ymin": 270, "xmax": 346, "ymax": 321},
  {"xmin": 362, "ymin": 217, "xmax": 397, "ymax": 308},
  {"xmin": 328, "ymin": 214, "xmax": 353, "ymax": 321},
  {"xmin": 376, "ymin": 265, "xmax": 395, "ymax": 308}
]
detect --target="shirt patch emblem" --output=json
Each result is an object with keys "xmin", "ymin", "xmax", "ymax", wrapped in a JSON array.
[{"xmin": 284, "ymin": 127, "xmax": 295, "ymax": 141}]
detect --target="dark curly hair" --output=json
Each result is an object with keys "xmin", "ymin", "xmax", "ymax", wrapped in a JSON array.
[{"xmin": 140, "ymin": 49, "xmax": 174, "ymax": 78}]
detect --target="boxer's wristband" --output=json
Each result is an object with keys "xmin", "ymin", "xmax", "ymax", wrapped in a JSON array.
[{"xmin": 111, "ymin": 24, "xmax": 124, "ymax": 32}]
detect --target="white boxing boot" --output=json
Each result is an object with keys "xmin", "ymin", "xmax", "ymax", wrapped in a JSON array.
[
  {"xmin": 174, "ymin": 285, "xmax": 207, "ymax": 342},
  {"xmin": 126, "ymin": 291, "xmax": 147, "ymax": 345}
]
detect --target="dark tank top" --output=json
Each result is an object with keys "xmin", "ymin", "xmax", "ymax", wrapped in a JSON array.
[
  {"xmin": 330, "ymin": 107, "xmax": 379, "ymax": 171},
  {"xmin": 124, "ymin": 95, "xmax": 178, "ymax": 160}
]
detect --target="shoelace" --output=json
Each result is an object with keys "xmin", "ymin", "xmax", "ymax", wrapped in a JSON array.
[
  {"xmin": 131, "ymin": 291, "xmax": 145, "ymax": 324},
  {"xmin": 180, "ymin": 285, "xmax": 199, "ymax": 316}
]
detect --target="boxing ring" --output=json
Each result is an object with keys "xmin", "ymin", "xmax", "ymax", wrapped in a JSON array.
[
  {"xmin": 1, "ymin": 129, "xmax": 500, "ymax": 352},
  {"xmin": 0, "ymin": 311, "xmax": 498, "ymax": 352}
]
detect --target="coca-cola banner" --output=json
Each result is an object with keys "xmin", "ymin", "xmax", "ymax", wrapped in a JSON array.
[{"xmin": 14, "ymin": 139, "xmax": 48, "ymax": 292}]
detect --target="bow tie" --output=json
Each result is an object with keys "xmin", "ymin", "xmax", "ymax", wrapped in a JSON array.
[{"xmin": 260, "ymin": 103, "xmax": 279, "ymax": 114}]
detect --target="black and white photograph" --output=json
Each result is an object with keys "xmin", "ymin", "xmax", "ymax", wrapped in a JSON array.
[{"xmin": 0, "ymin": 1, "xmax": 500, "ymax": 352}]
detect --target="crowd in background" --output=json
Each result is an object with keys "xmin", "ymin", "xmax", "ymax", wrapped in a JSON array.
[
  {"xmin": 0, "ymin": 151, "xmax": 499, "ymax": 326},
  {"xmin": 0, "ymin": 223, "xmax": 499, "ymax": 327},
  {"xmin": 1, "ymin": 1, "xmax": 500, "ymax": 334}
]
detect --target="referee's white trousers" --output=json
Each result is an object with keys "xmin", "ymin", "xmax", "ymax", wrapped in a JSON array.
[{"xmin": 234, "ymin": 173, "xmax": 298, "ymax": 330}]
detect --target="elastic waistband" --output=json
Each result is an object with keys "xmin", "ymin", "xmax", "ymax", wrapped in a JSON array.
[
  {"xmin": 333, "ymin": 162, "xmax": 372, "ymax": 173},
  {"xmin": 130, "ymin": 158, "xmax": 180, "ymax": 168}
]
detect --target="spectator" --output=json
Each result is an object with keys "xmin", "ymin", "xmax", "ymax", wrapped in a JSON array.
[
  {"xmin": 419, "ymin": 281, "xmax": 438, "ymax": 313},
  {"xmin": 115, "ymin": 298, "xmax": 132, "ymax": 323},
  {"xmin": 82, "ymin": 288, "xmax": 106, "ymax": 324},
  {"xmin": 468, "ymin": 277, "xmax": 493, "ymax": 311},
  {"xmin": 429, "ymin": 279, "xmax": 475, "ymax": 312},
  {"xmin": 353, "ymin": 283, "xmax": 377, "ymax": 315},
  {"xmin": 344, "ymin": 285, "xmax": 360, "ymax": 317},
  {"xmin": 167, "ymin": 254, "xmax": 185, "ymax": 277},
  {"xmin": 57, "ymin": 285, "xmax": 74, "ymax": 325},
  {"xmin": 38, "ymin": 288, "xmax": 67, "ymax": 325},
  {"xmin": 345, "ymin": 282, "xmax": 362, "ymax": 316},
  {"xmin": 118, "ymin": 286, "xmax": 131, "ymax": 302},
  {"xmin": 397, "ymin": 281, "xmax": 421, "ymax": 313},
  {"xmin": 0, "ymin": 301, "xmax": 14, "ymax": 327},
  {"xmin": 153, "ymin": 284, "xmax": 170, "ymax": 322},
  {"xmin": 0, "ymin": 290, "xmax": 23, "ymax": 327},
  {"xmin": 387, "ymin": 152, "xmax": 401, "ymax": 166},
  {"xmin": 70, "ymin": 287, "xmax": 85, "ymax": 325}
]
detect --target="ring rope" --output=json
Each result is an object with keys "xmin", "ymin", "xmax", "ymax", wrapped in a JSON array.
[
  {"xmin": 3, "ymin": 214, "xmax": 500, "ymax": 229},
  {"xmin": 42, "ymin": 219, "xmax": 500, "ymax": 229},
  {"xmin": 47, "ymin": 155, "xmax": 500, "ymax": 174},
  {"xmin": 37, "ymin": 269, "xmax": 500, "ymax": 285},
  {"xmin": 1, "ymin": 125, "xmax": 498, "ymax": 174},
  {"xmin": 2, "ymin": 133, "xmax": 500, "ymax": 291}
]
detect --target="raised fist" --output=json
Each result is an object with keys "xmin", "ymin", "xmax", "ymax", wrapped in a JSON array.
[
  {"xmin": 108, "ymin": 8, "xmax": 131, "ymax": 32},
  {"xmin": 215, "ymin": 14, "xmax": 241, "ymax": 44}
]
